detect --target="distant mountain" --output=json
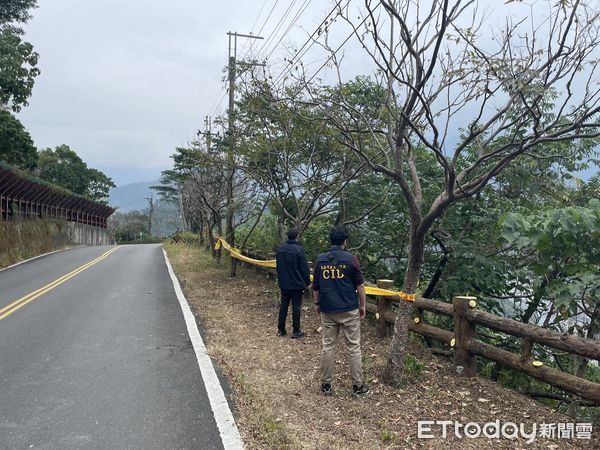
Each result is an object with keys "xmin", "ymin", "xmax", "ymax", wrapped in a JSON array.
[{"xmin": 109, "ymin": 180, "xmax": 160, "ymax": 212}]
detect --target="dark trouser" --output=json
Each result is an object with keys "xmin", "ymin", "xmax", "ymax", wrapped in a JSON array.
[{"xmin": 278, "ymin": 289, "xmax": 304, "ymax": 333}]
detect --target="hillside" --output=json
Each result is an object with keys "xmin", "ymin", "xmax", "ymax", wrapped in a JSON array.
[{"xmin": 109, "ymin": 181, "xmax": 159, "ymax": 212}]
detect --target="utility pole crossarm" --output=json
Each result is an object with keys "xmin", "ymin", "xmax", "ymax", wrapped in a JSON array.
[{"xmin": 226, "ymin": 31, "xmax": 264, "ymax": 40}]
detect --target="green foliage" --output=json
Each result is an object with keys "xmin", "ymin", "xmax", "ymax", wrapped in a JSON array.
[
  {"xmin": 37, "ymin": 145, "xmax": 115, "ymax": 203},
  {"xmin": 237, "ymin": 213, "xmax": 280, "ymax": 253},
  {"xmin": 235, "ymin": 79, "xmax": 364, "ymax": 233},
  {"xmin": 152, "ymin": 169, "xmax": 181, "ymax": 205},
  {"xmin": 37, "ymin": 145, "xmax": 88, "ymax": 193},
  {"xmin": 0, "ymin": 0, "xmax": 37, "ymax": 25},
  {"xmin": 110, "ymin": 201, "xmax": 178, "ymax": 243},
  {"xmin": 500, "ymin": 200, "xmax": 599, "ymax": 310},
  {"xmin": 85, "ymin": 167, "xmax": 116, "ymax": 203},
  {"xmin": 297, "ymin": 215, "xmax": 335, "ymax": 261},
  {"xmin": 380, "ymin": 429, "xmax": 399, "ymax": 444},
  {"xmin": 338, "ymin": 174, "xmax": 410, "ymax": 285},
  {"xmin": 402, "ymin": 354, "xmax": 424, "ymax": 382},
  {"xmin": 0, "ymin": 108, "xmax": 37, "ymax": 169},
  {"xmin": 109, "ymin": 209, "xmax": 152, "ymax": 244},
  {"xmin": 0, "ymin": 1, "xmax": 39, "ymax": 112}
]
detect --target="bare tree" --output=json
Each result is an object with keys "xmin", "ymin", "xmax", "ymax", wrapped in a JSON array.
[
  {"xmin": 166, "ymin": 135, "xmax": 263, "ymax": 261},
  {"xmin": 294, "ymin": 0, "xmax": 599, "ymax": 384}
]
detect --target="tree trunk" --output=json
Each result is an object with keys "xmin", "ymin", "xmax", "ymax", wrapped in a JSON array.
[
  {"xmin": 383, "ymin": 227, "xmax": 424, "ymax": 385},
  {"xmin": 576, "ymin": 303, "xmax": 600, "ymax": 378},
  {"xmin": 198, "ymin": 218, "xmax": 205, "ymax": 246},
  {"xmin": 422, "ymin": 240, "xmax": 450, "ymax": 298},
  {"xmin": 522, "ymin": 274, "xmax": 556, "ymax": 324},
  {"xmin": 216, "ymin": 219, "xmax": 223, "ymax": 262},
  {"xmin": 227, "ymin": 212, "xmax": 237, "ymax": 276},
  {"xmin": 178, "ymin": 189, "xmax": 188, "ymax": 231},
  {"xmin": 277, "ymin": 217, "xmax": 286, "ymax": 242},
  {"xmin": 207, "ymin": 222, "xmax": 217, "ymax": 259}
]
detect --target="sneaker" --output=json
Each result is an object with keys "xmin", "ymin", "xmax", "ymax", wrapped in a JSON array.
[
  {"xmin": 352, "ymin": 384, "xmax": 370, "ymax": 397},
  {"xmin": 321, "ymin": 383, "xmax": 332, "ymax": 396},
  {"xmin": 277, "ymin": 329, "xmax": 287, "ymax": 337},
  {"xmin": 290, "ymin": 331, "xmax": 305, "ymax": 339}
]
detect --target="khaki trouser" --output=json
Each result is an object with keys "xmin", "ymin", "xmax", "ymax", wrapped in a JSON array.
[{"xmin": 320, "ymin": 309, "xmax": 363, "ymax": 385}]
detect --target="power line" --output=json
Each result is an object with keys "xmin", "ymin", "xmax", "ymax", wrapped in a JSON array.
[
  {"xmin": 209, "ymin": 0, "xmax": 273, "ymax": 119},
  {"xmin": 238, "ymin": 0, "xmax": 269, "ymax": 57},
  {"xmin": 272, "ymin": 0, "xmax": 347, "ymax": 87},
  {"xmin": 254, "ymin": 0, "xmax": 300, "ymax": 61},
  {"xmin": 260, "ymin": 0, "xmax": 314, "ymax": 62},
  {"xmin": 241, "ymin": 0, "xmax": 281, "ymax": 61},
  {"xmin": 210, "ymin": 90, "xmax": 228, "ymax": 118},
  {"xmin": 290, "ymin": 3, "xmax": 380, "ymax": 87}
]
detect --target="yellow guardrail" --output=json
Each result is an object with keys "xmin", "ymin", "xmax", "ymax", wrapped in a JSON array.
[
  {"xmin": 215, "ymin": 238, "xmax": 277, "ymax": 268},
  {"xmin": 215, "ymin": 237, "xmax": 416, "ymax": 301}
]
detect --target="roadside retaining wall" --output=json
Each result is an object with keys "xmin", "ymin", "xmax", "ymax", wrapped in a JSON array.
[
  {"xmin": 67, "ymin": 222, "xmax": 114, "ymax": 246},
  {"xmin": 0, "ymin": 220, "xmax": 115, "ymax": 268}
]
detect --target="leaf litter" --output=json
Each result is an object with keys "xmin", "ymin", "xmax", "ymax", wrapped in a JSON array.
[{"xmin": 167, "ymin": 245, "xmax": 598, "ymax": 449}]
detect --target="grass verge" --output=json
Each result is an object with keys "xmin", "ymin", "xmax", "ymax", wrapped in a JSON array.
[{"xmin": 165, "ymin": 242, "xmax": 598, "ymax": 449}]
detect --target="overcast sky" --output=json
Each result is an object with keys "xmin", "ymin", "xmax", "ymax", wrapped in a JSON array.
[
  {"xmin": 17, "ymin": 0, "xmax": 336, "ymax": 186},
  {"xmin": 16, "ymin": 1, "xmax": 597, "ymax": 187}
]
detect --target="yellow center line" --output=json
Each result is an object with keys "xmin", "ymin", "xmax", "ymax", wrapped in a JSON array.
[{"xmin": 0, "ymin": 247, "xmax": 120, "ymax": 321}]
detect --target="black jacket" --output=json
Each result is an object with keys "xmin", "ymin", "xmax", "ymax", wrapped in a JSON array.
[
  {"xmin": 275, "ymin": 239, "xmax": 311, "ymax": 291},
  {"xmin": 313, "ymin": 247, "xmax": 360, "ymax": 313}
]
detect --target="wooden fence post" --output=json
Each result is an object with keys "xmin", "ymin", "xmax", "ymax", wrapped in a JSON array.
[
  {"xmin": 376, "ymin": 279, "xmax": 394, "ymax": 338},
  {"xmin": 267, "ymin": 253, "xmax": 276, "ymax": 279},
  {"xmin": 521, "ymin": 338, "xmax": 533, "ymax": 361},
  {"xmin": 453, "ymin": 296, "xmax": 478, "ymax": 377}
]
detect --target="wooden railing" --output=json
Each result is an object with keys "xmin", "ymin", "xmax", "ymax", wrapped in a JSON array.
[
  {"xmin": 370, "ymin": 280, "xmax": 600, "ymax": 403},
  {"xmin": 236, "ymin": 248, "xmax": 600, "ymax": 402}
]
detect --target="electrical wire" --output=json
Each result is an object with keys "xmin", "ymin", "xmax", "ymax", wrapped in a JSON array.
[
  {"xmin": 254, "ymin": 0, "xmax": 300, "ymax": 61},
  {"xmin": 272, "ymin": 0, "xmax": 347, "ymax": 87},
  {"xmin": 210, "ymin": 0, "xmax": 275, "ymax": 118},
  {"xmin": 293, "ymin": 3, "xmax": 380, "ymax": 87},
  {"xmin": 242, "ymin": 0, "xmax": 282, "ymax": 60},
  {"xmin": 260, "ymin": 0, "xmax": 314, "ymax": 62},
  {"xmin": 238, "ymin": 0, "xmax": 270, "ymax": 59}
]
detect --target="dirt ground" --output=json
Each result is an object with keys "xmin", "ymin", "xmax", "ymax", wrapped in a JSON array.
[{"xmin": 165, "ymin": 243, "xmax": 599, "ymax": 449}]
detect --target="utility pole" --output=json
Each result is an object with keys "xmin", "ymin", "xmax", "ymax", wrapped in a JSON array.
[
  {"xmin": 198, "ymin": 115, "xmax": 213, "ymax": 153},
  {"xmin": 145, "ymin": 196, "xmax": 154, "ymax": 236},
  {"xmin": 194, "ymin": 115, "xmax": 213, "ymax": 246},
  {"xmin": 205, "ymin": 115, "xmax": 212, "ymax": 152},
  {"xmin": 225, "ymin": 31, "xmax": 264, "ymax": 277}
]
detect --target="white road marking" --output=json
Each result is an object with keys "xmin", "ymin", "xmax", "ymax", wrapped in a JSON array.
[{"xmin": 162, "ymin": 248, "xmax": 244, "ymax": 450}]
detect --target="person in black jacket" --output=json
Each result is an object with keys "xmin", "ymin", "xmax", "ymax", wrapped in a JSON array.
[{"xmin": 276, "ymin": 228, "xmax": 311, "ymax": 338}]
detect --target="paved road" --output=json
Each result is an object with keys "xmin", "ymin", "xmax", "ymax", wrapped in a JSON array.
[{"xmin": 0, "ymin": 245, "xmax": 229, "ymax": 449}]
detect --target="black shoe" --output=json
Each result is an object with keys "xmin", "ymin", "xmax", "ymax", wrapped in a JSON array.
[
  {"xmin": 321, "ymin": 383, "xmax": 332, "ymax": 396},
  {"xmin": 277, "ymin": 329, "xmax": 287, "ymax": 337},
  {"xmin": 290, "ymin": 331, "xmax": 305, "ymax": 339},
  {"xmin": 352, "ymin": 384, "xmax": 370, "ymax": 396}
]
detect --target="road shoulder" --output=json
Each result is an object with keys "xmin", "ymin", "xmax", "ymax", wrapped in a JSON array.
[{"xmin": 162, "ymin": 247, "xmax": 244, "ymax": 450}]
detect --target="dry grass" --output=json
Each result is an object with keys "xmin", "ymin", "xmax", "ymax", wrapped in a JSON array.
[{"xmin": 165, "ymin": 243, "xmax": 598, "ymax": 449}]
